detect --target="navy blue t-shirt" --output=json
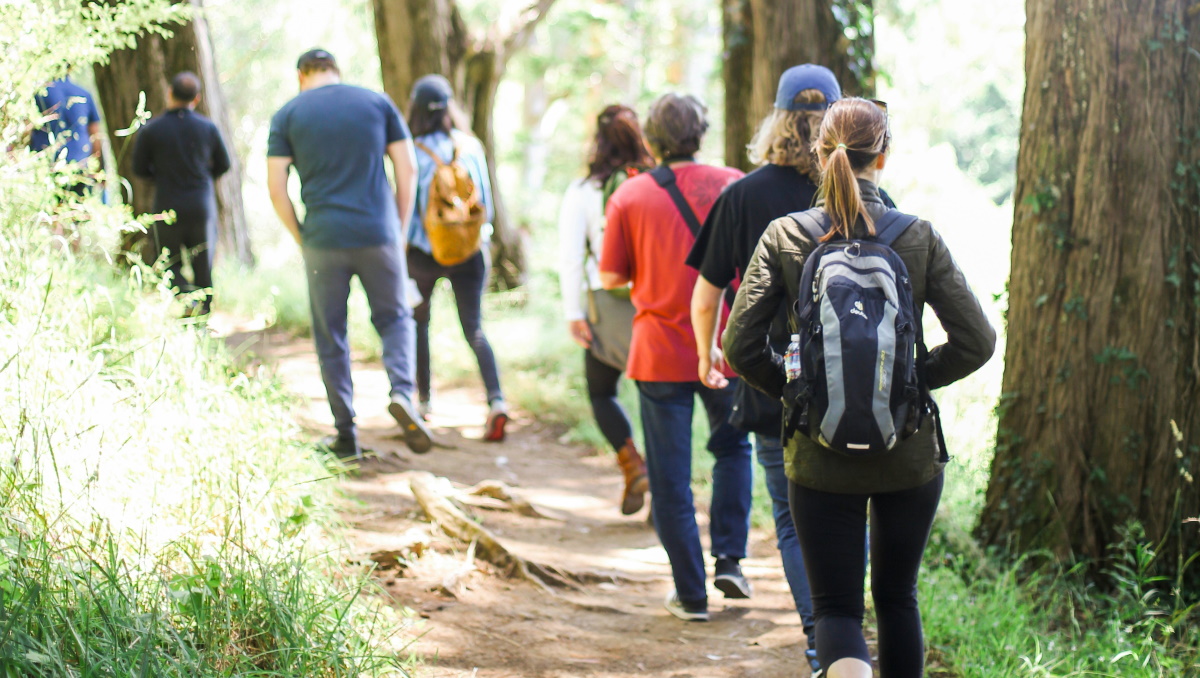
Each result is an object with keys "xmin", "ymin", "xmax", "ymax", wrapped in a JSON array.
[
  {"xmin": 31, "ymin": 79, "xmax": 101, "ymax": 163},
  {"xmin": 267, "ymin": 84, "xmax": 411, "ymax": 249}
]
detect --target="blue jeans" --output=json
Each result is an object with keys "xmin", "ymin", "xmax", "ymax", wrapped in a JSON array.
[
  {"xmin": 303, "ymin": 242, "xmax": 416, "ymax": 440},
  {"xmin": 757, "ymin": 435, "xmax": 815, "ymax": 639},
  {"xmin": 637, "ymin": 380, "xmax": 753, "ymax": 605}
]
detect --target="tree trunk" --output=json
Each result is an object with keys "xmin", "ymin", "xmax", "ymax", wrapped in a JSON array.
[
  {"xmin": 977, "ymin": 0, "xmax": 1200, "ymax": 586},
  {"xmin": 724, "ymin": 0, "xmax": 875, "ymax": 171},
  {"xmin": 722, "ymin": 0, "xmax": 754, "ymax": 171},
  {"xmin": 93, "ymin": 0, "xmax": 251, "ymax": 265},
  {"xmin": 372, "ymin": 0, "xmax": 557, "ymax": 290}
]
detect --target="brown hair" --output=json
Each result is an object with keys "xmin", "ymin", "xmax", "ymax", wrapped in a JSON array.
[
  {"xmin": 746, "ymin": 89, "xmax": 828, "ymax": 179},
  {"xmin": 815, "ymin": 98, "xmax": 890, "ymax": 241},
  {"xmin": 408, "ymin": 98, "xmax": 473, "ymax": 138},
  {"xmin": 587, "ymin": 105, "xmax": 654, "ymax": 184},
  {"xmin": 644, "ymin": 93, "xmax": 709, "ymax": 160}
]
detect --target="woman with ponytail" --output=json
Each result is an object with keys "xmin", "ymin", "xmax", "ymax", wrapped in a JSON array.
[{"xmin": 723, "ymin": 98, "xmax": 997, "ymax": 677}]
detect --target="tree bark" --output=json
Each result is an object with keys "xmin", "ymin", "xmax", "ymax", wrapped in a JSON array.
[
  {"xmin": 92, "ymin": 0, "xmax": 252, "ymax": 265},
  {"xmin": 372, "ymin": 0, "xmax": 557, "ymax": 290},
  {"xmin": 722, "ymin": 0, "xmax": 754, "ymax": 171},
  {"xmin": 724, "ymin": 0, "xmax": 875, "ymax": 171},
  {"xmin": 977, "ymin": 0, "xmax": 1200, "ymax": 586}
]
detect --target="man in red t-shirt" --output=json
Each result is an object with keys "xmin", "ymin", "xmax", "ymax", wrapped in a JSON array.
[{"xmin": 600, "ymin": 93, "xmax": 753, "ymax": 623}]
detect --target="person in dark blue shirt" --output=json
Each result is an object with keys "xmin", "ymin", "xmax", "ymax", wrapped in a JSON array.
[
  {"xmin": 31, "ymin": 76, "xmax": 102, "ymax": 166},
  {"xmin": 133, "ymin": 72, "xmax": 231, "ymax": 315},
  {"xmin": 267, "ymin": 48, "xmax": 432, "ymax": 460}
]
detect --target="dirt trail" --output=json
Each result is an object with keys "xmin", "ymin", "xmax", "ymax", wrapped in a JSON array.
[{"xmin": 223, "ymin": 319, "xmax": 817, "ymax": 678}]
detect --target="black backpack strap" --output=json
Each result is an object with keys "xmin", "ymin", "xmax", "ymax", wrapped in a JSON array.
[
  {"xmin": 650, "ymin": 165, "xmax": 703, "ymax": 237},
  {"xmin": 872, "ymin": 209, "xmax": 920, "ymax": 247}
]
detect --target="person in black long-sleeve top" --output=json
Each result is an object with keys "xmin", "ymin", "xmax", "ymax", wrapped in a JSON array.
[{"xmin": 133, "ymin": 71, "xmax": 231, "ymax": 314}]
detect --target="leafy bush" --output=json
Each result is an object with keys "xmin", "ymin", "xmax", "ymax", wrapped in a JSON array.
[{"xmin": 0, "ymin": 2, "xmax": 413, "ymax": 675}]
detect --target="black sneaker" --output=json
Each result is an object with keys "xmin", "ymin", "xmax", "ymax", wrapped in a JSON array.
[
  {"xmin": 806, "ymin": 648, "xmax": 822, "ymax": 676},
  {"xmin": 713, "ymin": 557, "xmax": 752, "ymax": 599},
  {"xmin": 663, "ymin": 590, "xmax": 709, "ymax": 622},
  {"xmin": 318, "ymin": 434, "xmax": 362, "ymax": 461},
  {"xmin": 389, "ymin": 395, "xmax": 433, "ymax": 454}
]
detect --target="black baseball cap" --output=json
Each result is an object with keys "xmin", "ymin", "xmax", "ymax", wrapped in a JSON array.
[
  {"xmin": 411, "ymin": 74, "xmax": 454, "ymax": 111},
  {"xmin": 774, "ymin": 64, "xmax": 841, "ymax": 111},
  {"xmin": 296, "ymin": 48, "xmax": 337, "ymax": 72}
]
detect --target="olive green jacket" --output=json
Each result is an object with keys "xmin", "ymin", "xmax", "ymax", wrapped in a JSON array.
[{"xmin": 723, "ymin": 181, "xmax": 997, "ymax": 494}]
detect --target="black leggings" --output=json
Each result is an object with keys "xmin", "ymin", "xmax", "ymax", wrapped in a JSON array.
[
  {"xmin": 790, "ymin": 473, "xmax": 943, "ymax": 676},
  {"xmin": 408, "ymin": 247, "xmax": 503, "ymax": 404},
  {"xmin": 584, "ymin": 350, "xmax": 633, "ymax": 451}
]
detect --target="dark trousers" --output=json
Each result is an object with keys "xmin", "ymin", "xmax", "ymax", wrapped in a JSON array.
[
  {"xmin": 584, "ymin": 350, "xmax": 633, "ymax": 451},
  {"xmin": 152, "ymin": 201, "xmax": 214, "ymax": 312},
  {"xmin": 407, "ymin": 247, "xmax": 502, "ymax": 404},
  {"xmin": 637, "ymin": 380, "xmax": 753, "ymax": 605},
  {"xmin": 790, "ymin": 473, "xmax": 943, "ymax": 676}
]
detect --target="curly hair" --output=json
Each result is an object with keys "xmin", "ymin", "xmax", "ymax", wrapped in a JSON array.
[{"xmin": 746, "ymin": 89, "xmax": 828, "ymax": 180}]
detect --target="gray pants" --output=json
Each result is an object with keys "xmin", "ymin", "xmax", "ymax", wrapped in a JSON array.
[{"xmin": 302, "ymin": 242, "xmax": 416, "ymax": 441}]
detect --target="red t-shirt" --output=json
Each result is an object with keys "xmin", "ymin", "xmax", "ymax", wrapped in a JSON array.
[{"xmin": 601, "ymin": 164, "xmax": 745, "ymax": 382}]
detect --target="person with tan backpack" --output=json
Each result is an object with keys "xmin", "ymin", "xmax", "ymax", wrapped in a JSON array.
[{"xmin": 406, "ymin": 74, "xmax": 508, "ymax": 441}]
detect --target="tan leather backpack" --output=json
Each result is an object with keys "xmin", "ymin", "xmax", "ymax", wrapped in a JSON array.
[{"xmin": 414, "ymin": 139, "xmax": 487, "ymax": 266}]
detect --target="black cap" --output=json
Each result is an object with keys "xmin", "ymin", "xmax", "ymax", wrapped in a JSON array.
[
  {"xmin": 411, "ymin": 74, "xmax": 454, "ymax": 111},
  {"xmin": 296, "ymin": 48, "xmax": 337, "ymax": 72}
]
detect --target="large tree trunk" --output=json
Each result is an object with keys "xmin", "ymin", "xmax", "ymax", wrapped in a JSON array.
[
  {"xmin": 725, "ymin": 0, "xmax": 875, "ymax": 172},
  {"xmin": 977, "ymin": 0, "xmax": 1200, "ymax": 586},
  {"xmin": 93, "ymin": 0, "xmax": 252, "ymax": 265},
  {"xmin": 372, "ymin": 0, "xmax": 556, "ymax": 290},
  {"xmin": 722, "ymin": 0, "xmax": 754, "ymax": 171}
]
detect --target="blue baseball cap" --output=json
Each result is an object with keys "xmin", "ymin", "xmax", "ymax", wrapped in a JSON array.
[{"xmin": 774, "ymin": 64, "xmax": 841, "ymax": 111}]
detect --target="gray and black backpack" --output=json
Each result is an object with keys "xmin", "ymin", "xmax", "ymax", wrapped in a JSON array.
[{"xmin": 784, "ymin": 207, "xmax": 933, "ymax": 456}]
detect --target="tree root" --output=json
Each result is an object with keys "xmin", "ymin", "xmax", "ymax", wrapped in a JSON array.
[{"xmin": 408, "ymin": 471, "xmax": 581, "ymax": 593}]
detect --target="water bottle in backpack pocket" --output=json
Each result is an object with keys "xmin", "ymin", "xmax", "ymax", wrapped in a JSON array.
[{"xmin": 785, "ymin": 208, "xmax": 929, "ymax": 457}]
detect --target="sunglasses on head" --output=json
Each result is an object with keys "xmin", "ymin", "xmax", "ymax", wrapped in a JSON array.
[{"xmin": 869, "ymin": 99, "xmax": 888, "ymax": 113}]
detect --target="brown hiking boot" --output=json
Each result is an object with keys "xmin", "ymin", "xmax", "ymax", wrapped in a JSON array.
[{"xmin": 616, "ymin": 439, "xmax": 649, "ymax": 515}]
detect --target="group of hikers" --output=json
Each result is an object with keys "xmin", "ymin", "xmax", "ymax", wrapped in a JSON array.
[{"xmin": 29, "ymin": 48, "xmax": 997, "ymax": 678}]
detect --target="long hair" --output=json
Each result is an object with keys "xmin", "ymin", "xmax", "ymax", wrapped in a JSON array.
[
  {"xmin": 815, "ymin": 98, "xmax": 890, "ymax": 241},
  {"xmin": 408, "ymin": 98, "xmax": 473, "ymax": 138},
  {"xmin": 746, "ymin": 89, "xmax": 828, "ymax": 180},
  {"xmin": 587, "ymin": 105, "xmax": 654, "ymax": 184}
]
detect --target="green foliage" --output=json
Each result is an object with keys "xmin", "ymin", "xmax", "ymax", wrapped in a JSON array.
[{"xmin": 0, "ymin": 3, "xmax": 413, "ymax": 675}]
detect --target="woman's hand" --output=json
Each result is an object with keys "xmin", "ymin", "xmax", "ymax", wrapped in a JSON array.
[
  {"xmin": 568, "ymin": 319, "xmax": 593, "ymax": 349},
  {"xmin": 699, "ymin": 346, "xmax": 729, "ymax": 389}
]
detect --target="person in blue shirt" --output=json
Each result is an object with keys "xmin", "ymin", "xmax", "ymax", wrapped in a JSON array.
[
  {"xmin": 406, "ymin": 74, "xmax": 507, "ymax": 442},
  {"xmin": 31, "ymin": 75, "xmax": 102, "ymax": 196},
  {"xmin": 267, "ymin": 48, "xmax": 433, "ymax": 460}
]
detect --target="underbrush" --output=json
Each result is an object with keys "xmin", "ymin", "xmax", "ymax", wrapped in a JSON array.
[{"xmin": 2, "ymin": 83, "xmax": 412, "ymax": 678}]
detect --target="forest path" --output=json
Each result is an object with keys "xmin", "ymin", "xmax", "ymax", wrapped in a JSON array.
[{"xmin": 219, "ymin": 317, "xmax": 816, "ymax": 678}]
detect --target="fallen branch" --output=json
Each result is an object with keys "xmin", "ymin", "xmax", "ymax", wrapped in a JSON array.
[
  {"xmin": 408, "ymin": 472, "xmax": 579, "ymax": 593},
  {"xmin": 460, "ymin": 479, "xmax": 561, "ymax": 520}
]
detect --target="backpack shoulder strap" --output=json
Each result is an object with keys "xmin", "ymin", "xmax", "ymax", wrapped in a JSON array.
[
  {"xmin": 871, "ymin": 209, "xmax": 920, "ymax": 247},
  {"xmin": 650, "ymin": 165, "xmax": 703, "ymax": 237},
  {"xmin": 413, "ymin": 139, "xmax": 446, "ymax": 168},
  {"xmin": 788, "ymin": 208, "xmax": 830, "ymax": 246}
]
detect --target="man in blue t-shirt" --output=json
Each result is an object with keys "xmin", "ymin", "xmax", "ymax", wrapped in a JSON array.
[
  {"xmin": 267, "ymin": 48, "xmax": 432, "ymax": 459},
  {"xmin": 31, "ymin": 76, "xmax": 102, "ymax": 196}
]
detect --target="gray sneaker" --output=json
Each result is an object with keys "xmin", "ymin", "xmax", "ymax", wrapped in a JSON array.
[
  {"xmin": 713, "ymin": 557, "xmax": 752, "ymax": 599},
  {"xmin": 389, "ymin": 395, "xmax": 433, "ymax": 454}
]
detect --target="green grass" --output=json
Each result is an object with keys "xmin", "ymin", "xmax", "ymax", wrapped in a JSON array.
[{"xmin": 0, "ymin": 149, "xmax": 414, "ymax": 676}]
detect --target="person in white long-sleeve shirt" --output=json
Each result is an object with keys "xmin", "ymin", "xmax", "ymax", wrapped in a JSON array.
[{"xmin": 557, "ymin": 104, "xmax": 654, "ymax": 515}]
